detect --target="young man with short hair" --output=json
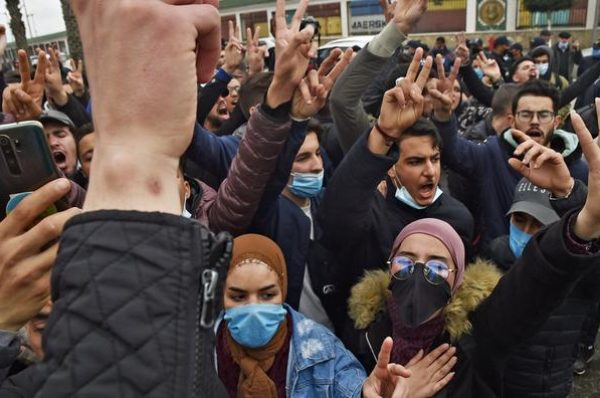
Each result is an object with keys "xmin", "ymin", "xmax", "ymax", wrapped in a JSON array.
[
  {"xmin": 39, "ymin": 110, "xmax": 78, "ymax": 177},
  {"xmin": 434, "ymin": 79, "xmax": 588, "ymax": 251}
]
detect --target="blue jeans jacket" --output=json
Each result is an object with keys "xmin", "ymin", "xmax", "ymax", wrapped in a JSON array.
[{"xmin": 216, "ymin": 305, "xmax": 366, "ymax": 397}]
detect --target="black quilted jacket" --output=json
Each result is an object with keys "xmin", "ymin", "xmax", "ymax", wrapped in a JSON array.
[{"xmin": 1, "ymin": 211, "xmax": 229, "ymax": 397}]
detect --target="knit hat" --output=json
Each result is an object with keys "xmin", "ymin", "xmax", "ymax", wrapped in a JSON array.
[
  {"xmin": 390, "ymin": 219, "xmax": 465, "ymax": 293},
  {"xmin": 558, "ymin": 31, "xmax": 571, "ymax": 39},
  {"xmin": 230, "ymin": 234, "xmax": 288, "ymax": 299}
]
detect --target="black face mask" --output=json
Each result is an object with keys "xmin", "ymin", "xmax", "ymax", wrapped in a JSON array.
[{"xmin": 390, "ymin": 263, "xmax": 451, "ymax": 328}]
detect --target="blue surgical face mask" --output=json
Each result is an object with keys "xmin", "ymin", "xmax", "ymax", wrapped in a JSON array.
[
  {"xmin": 288, "ymin": 170, "xmax": 324, "ymax": 198},
  {"xmin": 395, "ymin": 186, "xmax": 443, "ymax": 210},
  {"xmin": 558, "ymin": 42, "xmax": 569, "ymax": 51},
  {"xmin": 536, "ymin": 62, "xmax": 549, "ymax": 76},
  {"xmin": 474, "ymin": 67, "xmax": 485, "ymax": 80},
  {"xmin": 509, "ymin": 222, "xmax": 532, "ymax": 258},
  {"xmin": 224, "ymin": 303, "xmax": 287, "ymax": 348}
]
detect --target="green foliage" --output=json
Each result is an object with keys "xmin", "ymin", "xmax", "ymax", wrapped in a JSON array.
[{"xmin": 523, "ymin": 0, "xmax": 573, "ymax": 12}]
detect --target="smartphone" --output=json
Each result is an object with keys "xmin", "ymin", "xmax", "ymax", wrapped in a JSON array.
[{"xmin": 0, "ymin": 121, "xmax": 69, "ymax": 216}]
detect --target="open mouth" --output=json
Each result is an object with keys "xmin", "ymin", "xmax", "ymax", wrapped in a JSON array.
[
  {"xmin": 418, "ymin": 182, "xmax": 435, "ymax": 199},
  {"xmin": 53, "ymin": 150, "xmax": 66, "ymax": 167},
  {"xmin": 52, "ymin": 150, "xmax": 67, "ymax": 171},
  {"xmin": 526, "ymin": 130, "xmax": 543, "ymax": 140},
  {"xmin": 217, "ymin": 103, "xmax": 230, "ymax": 119}
]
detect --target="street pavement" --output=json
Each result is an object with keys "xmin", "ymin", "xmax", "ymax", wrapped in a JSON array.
[{"xmin": 571, "ymin": 333, "xmax": 600, "ymax": 397}]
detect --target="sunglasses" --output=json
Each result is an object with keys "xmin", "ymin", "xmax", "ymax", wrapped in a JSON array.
[{"xmin": 389, "ymin": 256, "xmax": 454, "ymax": 285}]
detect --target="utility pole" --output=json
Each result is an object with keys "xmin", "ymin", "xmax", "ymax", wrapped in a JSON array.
[
  {"xmin": 20, "ymin": 0, "xmax": 32, "ymax": 39},
  {"xmin": 27, "ymin": 13, "xmax": 37, "ymax": 37},
  {"xmin": 593, "ymin": 0, "xmax": 600, "ymax": 43}
]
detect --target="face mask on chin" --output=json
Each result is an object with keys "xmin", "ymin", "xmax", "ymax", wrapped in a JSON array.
[
  {"xmin": 389, "ymin": 264, "xmax": 451, "ymax": 328},
  {"xmin": 395, "ymin": 186, "xmax": 443, "ymax": 210},
  {"xmin": 182, "ymin": 195, "xmax": 192, "ymax": 218}
]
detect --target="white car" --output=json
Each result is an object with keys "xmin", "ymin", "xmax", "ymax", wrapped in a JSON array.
[{"xmin": 317, "ymin": 35, "xmax": 374, "ymax": 64}]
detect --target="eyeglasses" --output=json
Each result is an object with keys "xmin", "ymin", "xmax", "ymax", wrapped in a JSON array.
[
  {"xmin": 389, "ymin": 256, "xmax": 454, "ymax": 285},
  {"xmin": 516, "ymin": 110, "xmax": 555, "ymax": 124}
]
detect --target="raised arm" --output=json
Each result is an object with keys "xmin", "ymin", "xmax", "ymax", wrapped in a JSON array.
[
  {"xmin": 471, "ymin": 106, "xmax": 600, "ymax": 372},
  {"xmin": 452, "ymin": 34, "xmax": 493, "ymax": 107},
  {"xmin": 329, "ymin": 0, "xmax": 426, "ymax": 153},
  {"xmin": 429, "ymin": 56, "xmax": 489, "ymax": 177},
  {"xmin": 559, "ymin": 59, "xmax": 600, "ymax": 107},
  {"xmin": 321, "ymin": 48, "xmax": 432, "ymax": 249},
  {"xmin": 207, "ymin": 0, "xmax": 350, "ymax": 235}
]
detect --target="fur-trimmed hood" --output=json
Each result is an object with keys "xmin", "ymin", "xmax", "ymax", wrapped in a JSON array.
[{"xmin": 348, "ymin": 259, "xmax": 502, "ymax": 342}]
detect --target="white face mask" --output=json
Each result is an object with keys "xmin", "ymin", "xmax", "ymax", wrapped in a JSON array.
[
  {"xmin": 182, "ymin": 195, "xmax": 192, "ymax": 218},
  {"xmin": 536, "ymin": 63, "xmax": 549, "ymax": 76},
  {"xmin": 394, "ymin": 186, "xmax": 443, "ymax": 209}
]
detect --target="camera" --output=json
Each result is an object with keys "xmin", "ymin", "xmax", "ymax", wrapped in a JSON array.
[
  {"xmin": 0, "ymin": 135, "xmax": 21, "ymax": 175},
  {"xmin": 300, "ymin": 16, "xmax": 320, "ymax": 38}
]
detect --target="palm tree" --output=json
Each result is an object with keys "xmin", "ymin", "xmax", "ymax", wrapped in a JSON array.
[
  {"xmin": 5, "ymin": 0, "xmax": 27, "ymax": 52},
  {"xmin": 60, "ymin": 0, "xmax": 82, "ymax": 61}
]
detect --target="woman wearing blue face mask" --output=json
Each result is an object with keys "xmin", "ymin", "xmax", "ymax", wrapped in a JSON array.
[{"xmin": 215, "ymin": 234, "xmax": 415, "ymax": 398}]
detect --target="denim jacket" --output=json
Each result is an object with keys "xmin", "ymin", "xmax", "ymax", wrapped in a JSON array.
[{"xmin": 215, "ymin": 305, "xmax": 366, "ymax": 397}]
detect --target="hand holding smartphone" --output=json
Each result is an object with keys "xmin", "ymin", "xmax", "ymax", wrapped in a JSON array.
[{"xmin": 0, "ymin": 121, "xmax": 70, "ymax": 218}]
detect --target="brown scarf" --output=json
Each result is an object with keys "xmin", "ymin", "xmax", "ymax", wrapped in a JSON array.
[{"xmin": 225, "ymin": 319, "xmax": 289, "ymax": 398}]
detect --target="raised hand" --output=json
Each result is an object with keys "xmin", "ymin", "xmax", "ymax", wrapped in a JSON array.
[
  {"xmin": 17, "ymin": 49, "xmax": 47, "ymax": 109},
  {"xmin": 477, "ymin": 51, "xmax": 501, "ymax": 81},
  {"xmin": 291, "ymin": 47, "xmax": 352, "ymax": 119},
  {"xmin": 570, "ymin": 99, "xmax": 600, "ymax": 240},
  {"xmin": 454, "ymin": 32, "xmax": 469, "ymax": 66},
  {"xmin": 362, "ymin": 337, "xmax": 411, "ymax": 398},
  {"xmin": 3, "ymin": 86, "xmax": 42, "ymax": 121},
  {"xmin": 404, "ymin": 344, "xmax": 456, "ymax": 397},
  {"xmin": 0, "ymin": 179, "xmax": 80, "ymax": 332},
  {"xmin": 266, "ymin": 0, "xmax": 315, "ymax": 108},
  {"xmin": 377, "ymin": 47, "xmax": 433, "ymax": 138},
  {"xmin": 428, "ymin": 55, "xmax": 461, "ymax": 121},
  {"xmin": 67, "ymin": 58, "xmax": 86, "ymax": 97},
  {"xmin": 45, "ymin": 47, "xmax": 69, "ymax": 106},
  {"xmin": 246, "ymin": 25, "xmax": 267, "ymax": 77},
  {"xmin": 71, "ymin": 0, "xmax": 220, "ymax": 214},
  {"xmin": 379, "ymin": 0, "xmax": 395, "ymax": 23},
  {"xmin": 508, "ymin": 129, "xmax": 573, "ymax": 197},
  {"xmin": 223, "ymin": 20, "xmax": 244, "ymax": 75},
  {"xmin": 391, "ymin": 0, "xmax": 427, "ymax": 35}
]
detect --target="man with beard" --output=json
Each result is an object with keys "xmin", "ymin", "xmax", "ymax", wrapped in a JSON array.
[
  {"xmin": 432, "ymin": 78, "xmax": 588, "ymax": 252},
  {"xmin": 203, "ymin": 94, "xmax": 230, "ymax": 132},
  {"xmin": 40, "ymin": 110, "xmax": 78, "ymax": 178}
]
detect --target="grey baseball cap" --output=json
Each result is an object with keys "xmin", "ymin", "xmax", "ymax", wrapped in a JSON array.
[
  {"xmin": 507, "ymin": 178, "xmax": 560, "ymax": 226},
  {"xmin": 39, "ymin": 109, "xmax": 75, "ymax": 129}
]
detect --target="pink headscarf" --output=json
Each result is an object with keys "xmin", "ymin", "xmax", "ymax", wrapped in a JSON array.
[{"xmin": 390, "ymin": 218, "xmax": 465, "ymax": 293}]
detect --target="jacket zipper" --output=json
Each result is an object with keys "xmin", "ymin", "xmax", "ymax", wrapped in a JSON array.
[{"xmin": 192, "ymin": 225, "xmax": 218, "ymax": 396}]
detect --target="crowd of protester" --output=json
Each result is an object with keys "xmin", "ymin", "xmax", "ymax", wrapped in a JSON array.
[{"xmin": 1, "ymin": 0, "xmax": 600, "ymax": 396}]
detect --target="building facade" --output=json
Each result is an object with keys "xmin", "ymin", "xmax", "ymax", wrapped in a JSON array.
[{"xmin": 219, "ymin": 0, "xmax": 598, "ymax": 43}]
